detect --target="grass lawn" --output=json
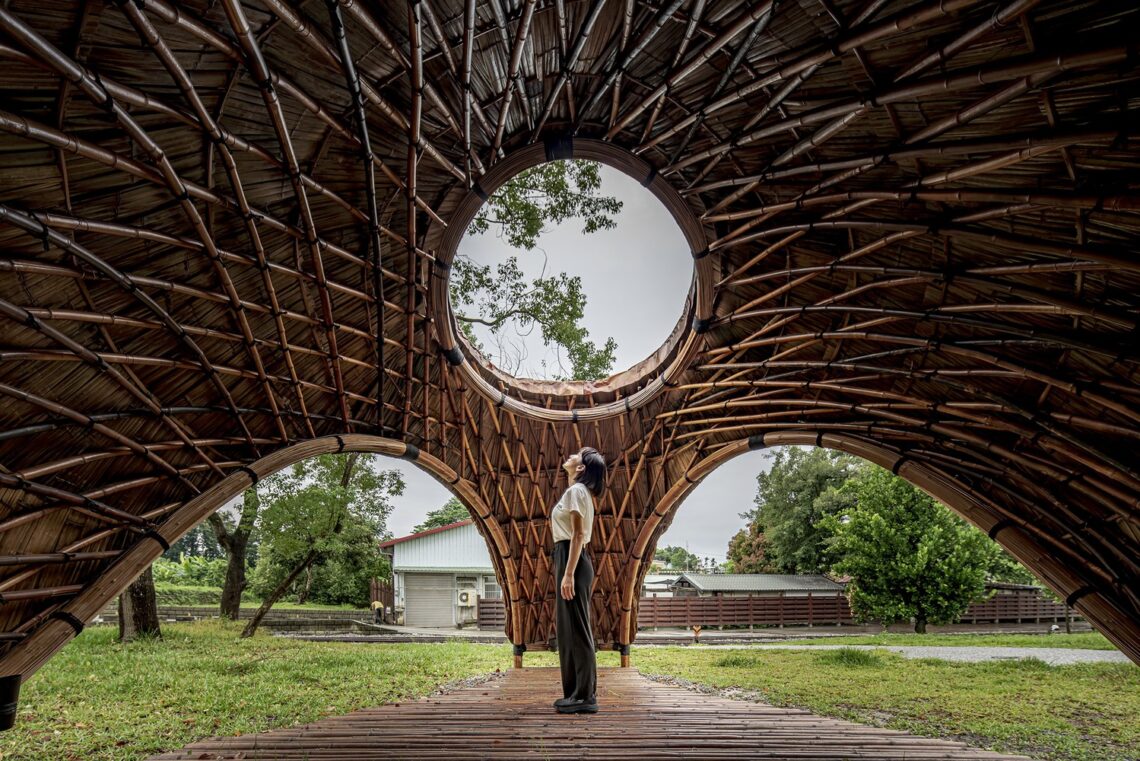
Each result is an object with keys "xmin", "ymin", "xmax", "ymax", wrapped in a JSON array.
[
  {"xmin": 2, "ymin": 622, "xmax": 1136, "ymax": 761},
  {"xmin": 622, "ymin": 646, "xmax": 1139, "ymax": 761},
  {"xmin": 781, "ymin": 631, "xmax": 1116, "ymax": 650}
]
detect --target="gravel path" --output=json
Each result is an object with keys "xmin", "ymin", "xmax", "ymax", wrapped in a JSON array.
[{"xmin": 676, "ymin": 643, "xmax": 1130, "ymax": 665}]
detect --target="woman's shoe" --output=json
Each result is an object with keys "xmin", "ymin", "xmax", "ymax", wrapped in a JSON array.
[
  {"xmin": 553, "ymin": 696, "xmax": 576, "ymax": 707},
  {"xmin": 556, "ymin": 698, "xmax": 598, "ymax": 714}
]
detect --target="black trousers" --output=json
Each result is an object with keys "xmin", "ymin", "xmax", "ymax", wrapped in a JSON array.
[{"xmin": 552, "ymin": 539, "xmax": 597, "ymax": 702}]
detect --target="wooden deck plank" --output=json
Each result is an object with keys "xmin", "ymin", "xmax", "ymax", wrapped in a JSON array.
[{"xmin": 147, "ymin": 667, "xmax": 1034, "ymax": 760}]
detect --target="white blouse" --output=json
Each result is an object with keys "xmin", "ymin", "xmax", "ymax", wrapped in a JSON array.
[{"xmin": 551, "ymin": 482, "xmax": 595, "ymax": 544}]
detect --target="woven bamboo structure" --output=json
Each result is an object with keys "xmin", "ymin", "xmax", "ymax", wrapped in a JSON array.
[{"xmin": 1, "ymin": 0, "xmax": 1139, "ymax": 684}]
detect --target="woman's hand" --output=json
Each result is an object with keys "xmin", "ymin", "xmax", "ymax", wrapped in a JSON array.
[{"xmin": 560, "ymin": 573, "xmax": 575, "ymax": 600}]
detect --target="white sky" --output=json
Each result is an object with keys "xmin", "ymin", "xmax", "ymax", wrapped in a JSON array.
[
  {"xmin": 380, "ymin": 165, "xmax": 776, "ymax": 562},
  {"xmin": 457, "ymin": 164, "xmax": 693, "ymax": 378}
]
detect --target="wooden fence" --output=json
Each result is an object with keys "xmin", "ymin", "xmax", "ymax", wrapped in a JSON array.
[
  {"xmin": 475, "ymin": 590, "xmax": 1076, "ymax": 631},
  {"xmin": 637, "ymin": 593, "xmax": 855, "ymax": 628},
  {"xmin": 370, "ymin": 578, "xmax": 395, "ymax": 610},
  {"xmin": 955, "ymin": 592, "xmax": 1075, "ymax": 624},
  {"xmin": 477, "ymin": 597, "xmax": 506, "ymax": 630}
]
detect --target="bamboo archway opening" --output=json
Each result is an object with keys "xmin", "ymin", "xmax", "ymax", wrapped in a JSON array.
[
  {"xmin": 0, "ymin": 435, "xmax": 516, "ymax": 683},
  {"xmin": 616, "ymin": 433, "xmax": 1140, "ymax": 665}
]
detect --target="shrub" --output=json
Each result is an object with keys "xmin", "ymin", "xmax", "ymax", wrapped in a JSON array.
[
  {"xmin": 152, "ymin": 556, "xmax": 231, "ymax": 587},
  {"xmin": 153, "ymin": 584, "xmax": 257, "ymax": 606}
]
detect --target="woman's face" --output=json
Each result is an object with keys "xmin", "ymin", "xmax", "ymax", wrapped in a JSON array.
[{"xmin": 562, "ymin": 450, "xmax": 585, "ymax": 480}]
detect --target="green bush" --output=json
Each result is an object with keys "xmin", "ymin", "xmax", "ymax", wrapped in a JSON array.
[
  {"xmin": 152, "ymin": 556, "xmax": 232, "ymax": 587},
  {"xmin": 153, "ymin": 584, "xmax": 256, "ymax": 606}
]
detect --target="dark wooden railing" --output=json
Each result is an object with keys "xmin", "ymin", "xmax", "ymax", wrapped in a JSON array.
[
  {"xmin": 955, "ymin": 592, "xmax": 1074, "ymax": 624},
  {"xmin": 477, "ymin": 596, "xmax": 506, "ymax": 630},
  {"xmin": 475, "ymin": 589, "xmax": 1077, "ymax": 631},
  {"xmin": 636, "ymin": 593, "xmax": 854, "ymax": 628},
  {"xmin": 370, "ymin": 578, "xmax": 395, "ymax": 610}
]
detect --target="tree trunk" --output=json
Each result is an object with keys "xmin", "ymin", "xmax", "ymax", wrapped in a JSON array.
[
  {"xmin": 118, "ymin": 566, "xmax": 162, "ymax": 642},
  {"xmin": 914, "ymin": 616, "xmax": 927, "ymax": 634},
  {"xmin": 219, "ymin": 546, "xmax": 247, "ymax": 620},
  {"xmin": 210, "ymin": 489, "xmax": 258, "ymax": 620},
  {"xmin": 297, "ymin": 564, "xmax": 313, "ymax": 605},
  {"xmin": 240, "ymin": 549, "xmax": 319, "ymax": 639}
]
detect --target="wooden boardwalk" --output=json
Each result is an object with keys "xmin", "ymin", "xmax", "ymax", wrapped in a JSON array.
[{"xmin": 149, "ymin": 667, "xmax": 1033, "ymax": 760}]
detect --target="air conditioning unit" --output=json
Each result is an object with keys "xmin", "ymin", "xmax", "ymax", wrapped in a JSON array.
[{"xmin": 457, "ymin": 589, "xmax": 475, "ymax": 607}]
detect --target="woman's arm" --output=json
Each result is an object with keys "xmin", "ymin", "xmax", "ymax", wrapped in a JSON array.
[{"xmin": 560, "ymin": 510, "xmax": 585, "ymax": 600}]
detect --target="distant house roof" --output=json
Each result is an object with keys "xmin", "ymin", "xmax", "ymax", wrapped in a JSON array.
[
  {"xmin": 671, "ymin": 573, "xmax": 847, "ymax": 593},
  {"xmin": 379, "ymin": 519, "xmax": 473, "ymax": 548},
  {"xmin": 643, "ymin": 574, "xmax": 680, "ymax": 583}
]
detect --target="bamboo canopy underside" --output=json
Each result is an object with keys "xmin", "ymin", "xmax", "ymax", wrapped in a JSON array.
[{"xmin": 0, "ymin": 0, "xmax": 1139, "ymax": 679}]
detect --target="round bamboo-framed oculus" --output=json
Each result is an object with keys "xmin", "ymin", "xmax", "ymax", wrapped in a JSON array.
[{"xmin": 425, "ymin": 138, "xmax": 715, "ymax": 423}]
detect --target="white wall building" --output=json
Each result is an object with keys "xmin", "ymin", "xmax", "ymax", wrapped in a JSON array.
[
  {"xmin": 380, "ymin": 521, "xmax": 683, "ymax": 625},
  {"xmin": 379, "ymin": 520, "xmax": 501, "ymax": 627}
]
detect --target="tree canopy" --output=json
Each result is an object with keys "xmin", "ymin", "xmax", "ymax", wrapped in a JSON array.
[
  {"xmin": 454, "ymin": 159, "xmax": 622, "ymax": 381},
  {"xmin": 653, "ymin": 545, "xmax": 708, "ymax": 572},
  {"xmin": 743, "ymin": 447, "xmax": 860, "ymax": 574},
  {"xmin": 820, "ymin": 466, "xmax": 1000, "ymax": 633},
  {"xmin": 243, "ymin": 454, "xmax": 403, "ymax": 633},
  {"xmin": 726, "ymin": 521, "xmax": 777, "ymax": 574},
  {"xmin": 412, "ymin": 497, "xmax": 470, "ymax": 534}
]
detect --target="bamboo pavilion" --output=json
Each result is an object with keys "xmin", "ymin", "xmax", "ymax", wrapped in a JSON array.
[{"xmin": 0, "ymin": 0, "xmax": 1138, "ymax": 706}]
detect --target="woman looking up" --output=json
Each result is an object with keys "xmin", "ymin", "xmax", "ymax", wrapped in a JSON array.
[{"xmin": 550, "ymin": 446, "xmax": 606, "ymax": 714}]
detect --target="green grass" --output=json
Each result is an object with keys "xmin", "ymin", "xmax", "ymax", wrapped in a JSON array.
[
  {"xmin": 813, "ymin": 646, "xmax": 886, "ymax": 667},
  {"xmin": 623, "ymin": 647, "xmax": 1140, "ymax": 761},
  {"xmin": 3, "ymin": 621, "xmax": 509, "ymax": 761},
  {"xmin": 783, "ymin": 631, "xmax": 1116, "ymax": 650},
  {"xmin": 3, "ymin": 623, "xmax": 1137, "ymax": 761}
]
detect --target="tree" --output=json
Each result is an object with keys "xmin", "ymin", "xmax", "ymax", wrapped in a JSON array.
[
  {"xmin": 745, "ymin": 447, "xmax": 860, "ymax": 573},
  {"xmin": 986, "ymin": 547, "xmax": 1037, "ymax": 585},
  {"xmin": 118, "ymin": 566, "xmax": 161, "ymax": 642},
  {"xmin": 726, "ymin": 521, "xmax": 777, "ymax": 574},
  {"xmin": 821, "ymin": 466, "xmax": 997, "ymax": 633},
  {"xmin": 453, "ymin": 159, "xmax": 622, "ymax": 381},
  {"xmin": 241, "ymin": 453, "xmax": 403, "ymax": 637},
  {"xmin": 207, "ymin": 488, "xmax": 259, "ymax": 620},
  {"xmin": 412, "ymin": 497, "xmax": 470, "ymax": 533},
  {"xmin": 468, "ymin": 160, "xmax": 623, "ymax": 250},
  {"xmin": 162, "ymin": 523, "xmax": 222, "ymax": 561},
  {"xmin": 653, "ymin": 545, "xmax": 702, "ymax": 572}
]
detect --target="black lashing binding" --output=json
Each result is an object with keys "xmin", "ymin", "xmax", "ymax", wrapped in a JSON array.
[
  {"xmin": 0, "ymin": 674, "xmax": 19, "ymax": 731},
  {"xmin": 49, "ymin": 610, "xmax": 85, "ymax": 636},
  {"xmin": 443, "ymin": 346, "xmax": 464, "ymax": 366},
  {"xmin": 1065, "ymin": 586, "xmax": 1094, "ymax": 608}
]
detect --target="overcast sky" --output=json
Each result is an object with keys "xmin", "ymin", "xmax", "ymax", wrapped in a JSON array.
[
  {"xmin": 457, "ymin": 164, "xmax": 693, "ymax": 377},
  {"xmin": 382, "ymin": 164, "xmax": 776, "ymax": 562}
]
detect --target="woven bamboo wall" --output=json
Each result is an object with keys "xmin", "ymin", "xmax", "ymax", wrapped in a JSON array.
[{"xmin": 1, "ymin": 0, "xmax": 1139, "ymax": 678}]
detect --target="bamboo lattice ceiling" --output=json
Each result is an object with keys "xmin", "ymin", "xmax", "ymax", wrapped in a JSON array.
[{"xmin": 0, "ymin": 0, "xmax": 1139, "ymax": 679}]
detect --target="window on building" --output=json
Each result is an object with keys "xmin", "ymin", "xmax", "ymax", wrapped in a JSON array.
[{"xmin": 483, "ymin": 575, "xmax": 502, "ymax": 599}]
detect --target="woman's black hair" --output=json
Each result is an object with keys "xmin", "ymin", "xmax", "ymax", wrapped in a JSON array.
[{"xmin": 575, "ymin": 447, "xmax": 607, "ymax": 497}]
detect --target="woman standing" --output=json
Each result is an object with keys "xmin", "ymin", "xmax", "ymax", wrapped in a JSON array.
[{"xmin": 550, "ymin": 446, "xmax": 606, "ymax": 714}]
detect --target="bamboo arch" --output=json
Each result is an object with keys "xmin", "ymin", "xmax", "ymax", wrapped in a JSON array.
[
  {"xmin": 616, "ymin": 432, "xmax": 1140, "ymax": 662},
  {"xmin": 0, "ymin": 435, "xmax": 515, "ymax": 682}
]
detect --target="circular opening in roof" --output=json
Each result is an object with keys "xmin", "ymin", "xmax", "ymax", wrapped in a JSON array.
[{"xmin": 449, "ymin": 159, "xmax": 692, "ymax": 383}]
